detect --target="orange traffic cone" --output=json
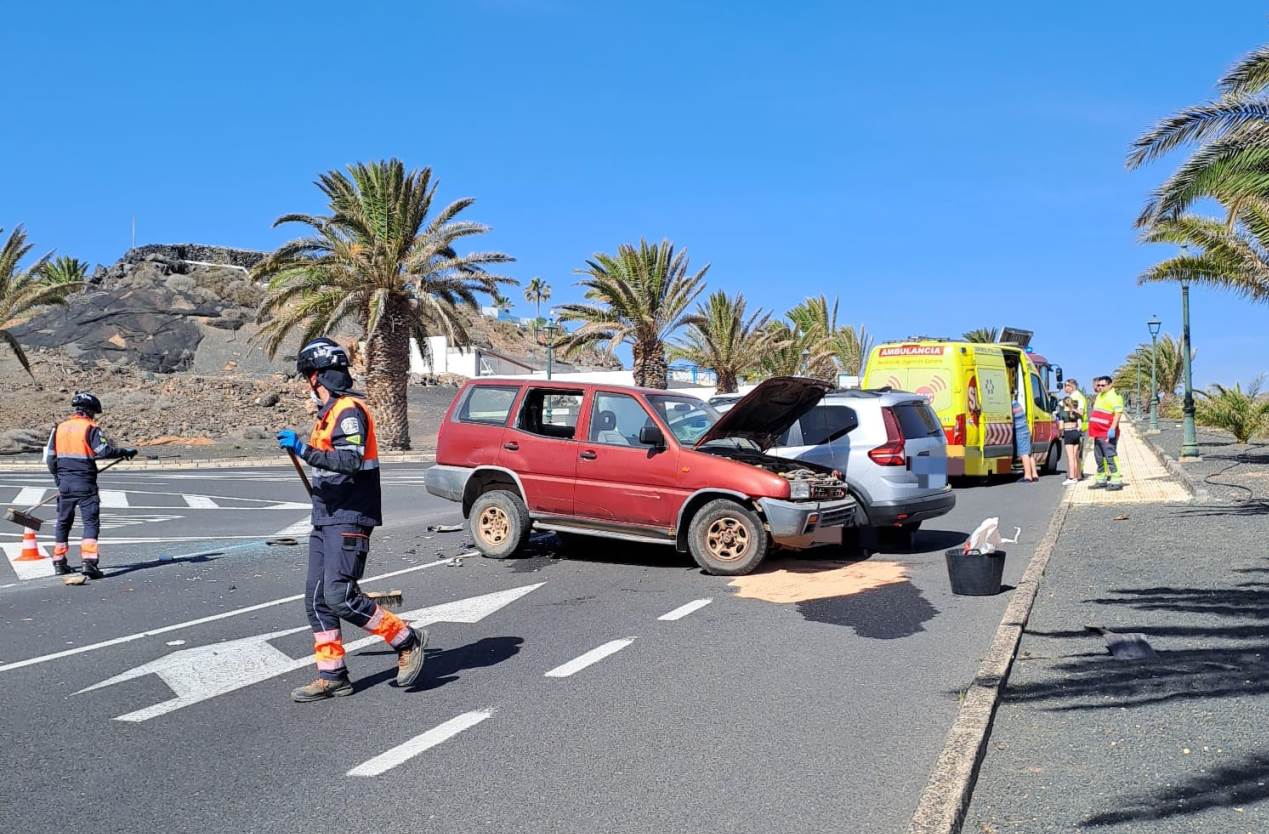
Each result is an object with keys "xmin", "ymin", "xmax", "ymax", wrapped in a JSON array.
[{"xmin": 16, "ymin": 528, "xmax": 46, "ymax": 561}]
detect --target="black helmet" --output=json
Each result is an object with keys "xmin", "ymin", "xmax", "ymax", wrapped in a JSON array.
[
  {"xmin": 296, "ymin": 337, "xmax": 350, "ymax": 376},
  {"xmin": 71, "ymin": 391, "xmax": 102, "ymax": 415}
]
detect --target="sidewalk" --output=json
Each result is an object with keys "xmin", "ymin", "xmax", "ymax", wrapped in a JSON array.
[
  {"xmin": 966, "ymin": 443, "xmax": 1269, "ymax": 830},
  {"xmin": 1067, "ymin": 422, "xmax": 1191, "ymax": 505}
]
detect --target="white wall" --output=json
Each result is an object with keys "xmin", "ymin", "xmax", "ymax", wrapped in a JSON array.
[{"xmin": 410, "ymin": 337, "xmax": 479, "ymax": 377}]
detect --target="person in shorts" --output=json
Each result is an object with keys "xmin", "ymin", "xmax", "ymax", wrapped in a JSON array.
[{"xmin": 1056, "ymin": 378, "xmax": 1087, "ymax": 485}]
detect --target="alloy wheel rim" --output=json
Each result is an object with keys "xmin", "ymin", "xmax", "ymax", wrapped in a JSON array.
[{"xmin": 478, "ymin": 506, "xmax": 510, "ymax": 545}]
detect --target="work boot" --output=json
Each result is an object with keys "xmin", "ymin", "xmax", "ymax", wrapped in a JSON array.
[
  {"xmin": 1089, "ymin": 480, "xmax": 1107, "ymax": 490},
  {"xmin": 396, "ymin": 627, "xmax": 428, "ymax": 687},
  {"xmin": 81, "ymin": 560, "xmax": 104, "ymax": 580},
  {"xmin": 290, "ymin": 677, "xmax": 353, "ymax": 702},
  {"xmin": 53, "ymin": 560, "xmax": 73, "ymax": 576},
  {"xmin": 1107, "ymin": 481, "xmax": 1125, "ymax": 491}
]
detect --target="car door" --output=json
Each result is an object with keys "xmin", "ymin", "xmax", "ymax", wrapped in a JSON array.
[
  {"xmin": 498, "ymin": 386, "xmax": 584, "ymax": 516},
  {"xmin": 573, "ymin": 391, "xmax": 683, "ymax": 531},
  {"xmin": 1025, "ymin": 370, "xmax": 1056, "ymax": 454}
]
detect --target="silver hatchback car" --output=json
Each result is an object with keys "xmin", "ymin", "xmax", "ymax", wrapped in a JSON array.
[{"xmin": 768, "ymin": 388, "xmax": 955, "ymax": 548}]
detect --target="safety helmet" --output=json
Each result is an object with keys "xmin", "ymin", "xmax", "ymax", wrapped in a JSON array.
[
  {"xmin": 296, "ymin": 337, "xmax": 350, "ymax": 376},
  {"xmin": 71, "ymin": 391, "xmax": 102, "ymax": 415}
]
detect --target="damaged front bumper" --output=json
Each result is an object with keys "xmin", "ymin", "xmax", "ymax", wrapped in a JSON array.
[{"xmin": 758, "ymin": 495, "xmax": 859, "ymax": 549}]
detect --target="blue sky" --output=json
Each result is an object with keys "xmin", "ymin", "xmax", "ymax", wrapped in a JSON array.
[{"xmin": 3, "ymin": 1, "xmax": 1267, "ymax": 387}]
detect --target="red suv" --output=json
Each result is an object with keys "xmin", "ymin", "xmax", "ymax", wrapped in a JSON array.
[{"xmin": 425, "ymin": 377, "xmax": 859, "ymax": 575}]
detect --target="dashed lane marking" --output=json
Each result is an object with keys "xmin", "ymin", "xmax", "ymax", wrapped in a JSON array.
[
  {"xmin": 13, "ymin": 486, "xmax": 46, "ymax": 506},
  {"xmin": 658, "ymin": 598, "xmax": 712, "ymax": 621},
  {"xmin": 347, "ymin": 711, "xmax": 494, "ymax": 777},
  {"xmin": 544, "ymin": 638, "xmax": 636, "ymax": 678},
  {"xmin": 183, "ymin": 495, "xmax": 218, "ymax": 509},
  {"xmin": 0, "ymin": 552, "xmax": 479, "ymax": 672},
  {"xmin": 99, "ymin": 490, "xmax": 130, "ymax": 508}
]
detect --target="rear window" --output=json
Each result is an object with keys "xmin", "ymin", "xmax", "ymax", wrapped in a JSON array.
[
  {"xmin": 893, "ymin": 402, "xmax": 942, "ymax": 438},
  {"xmin": 457, "ymin": 385, "xmax": 519, "ymax": 426},
  {"xmin": 797, "ymin": 405, "xmax": 858, "ymax": 446}
]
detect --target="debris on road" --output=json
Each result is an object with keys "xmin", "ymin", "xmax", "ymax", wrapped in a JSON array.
[
  {"xmin": 63, "ymin": 574, "xmax": 87, "ymax": 586},
  {"xmin": 426, "ymin": 523, "xmax": 462, "ymax": 533},
  {"xmin": 1084, "ymin": 625, "xmax": 1157, "ymax": 660}
]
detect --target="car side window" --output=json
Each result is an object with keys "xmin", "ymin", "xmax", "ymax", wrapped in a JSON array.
[
  {"xmin": 1030, "ymin": 373, "xmax": 1046, "ymax": 412},
  {"xmin": 797, "ymin": 405, "xmax": 857, "ymax": 446},
  {"xmin": 590, "ymin": 392, "xmax": 656, "ymax": 447},
  {"xmin": 517, "ymin": 388, "xmax": 584, "ymax": 440},
  {"xmin": 457, "ymin": 385, "xmax": 519, "ymax": 426}
]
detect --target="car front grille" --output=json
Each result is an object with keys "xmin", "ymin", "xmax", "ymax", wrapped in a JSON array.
[{"xmin": 818, "ymin": 505, "xmax": 855, "ymax": 528}]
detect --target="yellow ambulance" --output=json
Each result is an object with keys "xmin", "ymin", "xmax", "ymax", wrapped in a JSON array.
[{"xmin": 861, "ymin": 337, "xmax": 1062, "ymax": 477}]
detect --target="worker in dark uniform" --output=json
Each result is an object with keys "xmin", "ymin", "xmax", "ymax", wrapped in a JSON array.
[
  {"xmin": 277, "ymin": 337, "xmax": 426, "ymax": 702},
  {"xmin": 42, "ymin": 392, "xmax": 136, "ymax": 579}
]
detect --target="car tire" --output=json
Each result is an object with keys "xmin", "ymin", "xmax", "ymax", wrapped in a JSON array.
[
  {"xmin": 469, "ymin": 489, "xmax": 531, "ymax": 559},
  {"xmin": 687, "ymin": 499, "xmax": 770, "ymax": 576},
  {"xmin": 1042, "ymin": 441, "xmax": 1062, "ymax": 475}
]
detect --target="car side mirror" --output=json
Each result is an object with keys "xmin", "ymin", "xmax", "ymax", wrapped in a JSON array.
[{"xmin": 639, "ymin": 425, "xmax": 666, "ymax": 447}]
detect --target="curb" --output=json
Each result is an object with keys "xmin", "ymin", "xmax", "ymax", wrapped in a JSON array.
[
  {"xmin": 0, "ymin": 451, "xmax": 435, "ymax": 472},
  {"xmin": 905, "ymin": 498, "xmax": 1071, "ymax": 834},
  {"xmin": 1134, "ymin": 423, "xmax": 1209, "ymax": 502}
]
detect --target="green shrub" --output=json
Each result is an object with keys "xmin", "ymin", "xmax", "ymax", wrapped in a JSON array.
[{"xmin": 1195, "ymin": 379, "xmax": 1269, "ymax": 442}]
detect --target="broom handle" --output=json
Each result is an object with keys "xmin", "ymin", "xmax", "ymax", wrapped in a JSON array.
[
  {"xmin": 28, "ymin": 456, "xmax": 127, "ymax": 512},
  {"xmin": 287, "ymin": 450, "xmax": 313, "ymax": 496}
]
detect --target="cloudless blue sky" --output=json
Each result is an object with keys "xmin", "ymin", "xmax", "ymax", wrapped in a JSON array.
[{"xmin": 3, "ymin": 1, "xmax": 1267, "ymax": 387}]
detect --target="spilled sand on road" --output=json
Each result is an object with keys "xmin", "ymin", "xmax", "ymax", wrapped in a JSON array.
[{"xmin": 728, "ymin": 559, "xmax": 909, "ymax": 603}]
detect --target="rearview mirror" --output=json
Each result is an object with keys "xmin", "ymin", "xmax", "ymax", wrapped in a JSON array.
[{"xmin": 639, "ymin": 425, "xmax": 666, "ymax": 447}]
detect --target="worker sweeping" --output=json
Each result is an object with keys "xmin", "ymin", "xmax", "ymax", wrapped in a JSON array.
[
  {"xmin": 42, "ymin": 392, "xmax": 137, "ymax": 578},
  {"xmin": 276, "ymin": 337, "xmax": 426, "ymax": 702}
]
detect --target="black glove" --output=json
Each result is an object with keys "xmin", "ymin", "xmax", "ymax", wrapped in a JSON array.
[{"xmin": 124, "ymin": 448, "xmax": 138, "ymax": 460}]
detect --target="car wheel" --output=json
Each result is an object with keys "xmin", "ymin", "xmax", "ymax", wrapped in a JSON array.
[
  {"xmin": 469, "ymin": 490, "xmax": 531, "ymax": 559},
  {"xmin": 1042, "ymin": 441, "xmax": 1062, "ymax": 475},
  {"xmin": 687, "ymin": 499, "xmax": 770, "ymax": 576}
]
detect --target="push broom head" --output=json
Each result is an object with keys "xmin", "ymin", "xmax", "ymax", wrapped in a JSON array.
[
  {"xmin": 4, "ymin": 508, "xmax": 44, "ymax": 531},
  {"xmin": 366, "ymin": 589, "xmax": 404, "ymax": 609}
]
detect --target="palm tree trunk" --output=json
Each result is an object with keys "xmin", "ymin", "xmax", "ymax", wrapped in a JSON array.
[
  {"xmin": 633, "ymin": 338, "xmax": 668, "ymax": 389},
  {"xmin": 365, "ymin": 295, "xmax": 412, "ymax": 450},
  {"xmin": 716, "ymin": 369, "xmax": 738, "ymax": 394}
]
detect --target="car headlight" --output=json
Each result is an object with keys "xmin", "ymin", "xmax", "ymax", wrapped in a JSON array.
[{"xmin": 789, "ymin": 481, "xmax": 811, "ymax": 500}]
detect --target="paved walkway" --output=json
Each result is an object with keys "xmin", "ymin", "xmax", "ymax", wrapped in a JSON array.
[{"xmin": 1068, "ymin": 422, "xmax": 1190, "ymax": 505}]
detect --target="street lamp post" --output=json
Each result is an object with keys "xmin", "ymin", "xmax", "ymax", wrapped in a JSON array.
[
  {"xmin": 1179, "ymin": 282, "xmax": 1201, "ymax": 458},
  {"xmin": 537, "ymin": 310, "xmax": 561, "ymax": 381},
  {"xmin": 1135, "ymin": 360, "xmax": 1142, "ymax": 420},
  {"xmin": 800, "ymin": 348, "xmax": 810, "ymax": 376},
  {"xmin": 1147, "ymin": 315, "xmax": 1162, "ymax": 433}
]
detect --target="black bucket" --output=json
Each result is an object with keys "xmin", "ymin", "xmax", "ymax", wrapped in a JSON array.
[{"xmin": 944, "ymin": 548, "xmax": 1006, "ymax": 596}]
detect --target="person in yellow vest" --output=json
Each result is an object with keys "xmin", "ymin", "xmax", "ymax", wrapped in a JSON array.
[
  {"xmin": 1087, "ymin": 375, "xmax": 1125, "ymax": 491},
  {"xmin": 42, "ymin": 392, "xmax": 137, "ymax": 579},
  {"xmin": 276, "ymin": 337, "xmax": 425, "ymax": 702}
]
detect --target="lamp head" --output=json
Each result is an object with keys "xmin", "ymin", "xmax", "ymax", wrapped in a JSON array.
[{"xmin": 1147, "ymin": 315, "xmax": 1162, "ymax": 338}]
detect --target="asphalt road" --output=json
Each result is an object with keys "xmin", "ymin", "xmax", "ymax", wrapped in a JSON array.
[{"xmin": 0, "ymin": 464, "xmax": 1064, "ymax": 833}]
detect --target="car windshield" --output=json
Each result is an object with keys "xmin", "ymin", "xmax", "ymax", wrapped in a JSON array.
[{"xmin": 646, "ymin": 395, "xmax": 720, "ymax": 444}]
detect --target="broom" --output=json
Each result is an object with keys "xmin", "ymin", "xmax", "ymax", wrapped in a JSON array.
[
  {"xmin": 286, "ymin": 449, "xmax": 403, "ymax": 610},
  {"xmin": 5, "ymin": 458, "xmax": 127, "ymax": 531}
]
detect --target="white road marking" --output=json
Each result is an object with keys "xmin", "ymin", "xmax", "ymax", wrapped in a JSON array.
[
  {"xmin": 0, "ymin": 553, "xmax": 480, "ymax": 672},
  {"xmin": 658, "ymin": 598, "xmax": 712, "ymax": 621},
  {"xmin": 183, "ymin": 495, "xmax": 219, "ymax": 509},
  {"xmin": 78, "ymin": 584, "xmax": 544, "ymax": 721},
  {"xmin": 347, "ymin": 710, "xmax": 494, "ymax": 777},
  {"xmin": 272, "ymin": 517, "xmax": 311, "ymax": 537},
  {"xmin": 545, "ymin": 638, "xmax": 636, "ymax": 678},
  {"xmin": 13, "ymin": 487, "xmax": 46, "ymax": 506},
  {"xmin": 99, "ymin": 490, "xmax": 129, "ymax": 508},
  {"xmin": 0, "ymin": 542, "xmax": 55, "ymax": 580}
]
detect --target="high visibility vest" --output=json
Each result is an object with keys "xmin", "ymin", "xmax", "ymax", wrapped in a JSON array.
[
  {"xmin": 309, "ymin": 396, "xmax": 379, "ymax": 468},
  {"xmin": 1088, "ymin": 389, "xmax": 1124, "ymax": 438},
  {"xmin": 54, "ymin": 415, "xmax": 97, "ymax": 460}
]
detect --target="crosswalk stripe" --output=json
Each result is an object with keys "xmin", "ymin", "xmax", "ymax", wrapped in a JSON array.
[
  {"xmin": 183, "ymin": 495, "xmax": 218, "ymax": 509},
  {"xmin": 13, "ymin": 487, "xmax": 47, "ymax": 506},
  {"xmin": 99, "ymin": 491, "xmax": 129, "ymax": 508},
  {"xmin": 347, "ymin": 711, "xmax": 493, "ymax": 777},
  {"xmin": 1, "ymin": 543, "xmax": 55, "ymax": 580}
]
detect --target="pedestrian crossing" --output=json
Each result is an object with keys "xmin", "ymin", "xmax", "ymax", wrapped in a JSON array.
[{"xmin": 0, "ymin": 486, "xmax": 308, "ymax": 512}]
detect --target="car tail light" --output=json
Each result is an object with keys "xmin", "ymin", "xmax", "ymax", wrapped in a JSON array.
[
  {"xmin": 869, "ymin": 407, "xmax": 907, "ymax": 466},
  {"xmin": 946, "ymin": 413, "xmax": 966, "ymax": 446}
]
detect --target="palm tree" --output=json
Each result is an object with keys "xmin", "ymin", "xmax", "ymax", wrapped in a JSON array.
[
  {"xmin": 1128, "ymin": 44, "xmax": 1269, "ymax": 227},
  {"xmin": 0, "ymin": 226, "xmax": 78, "ymax": 377},
  {"xmin": 492, "ymin": 294, "xmax": 513, "ymax": 316},
  {"xmin": 963, "ymin": 326, "xmax": 999, "ymax": 343},
  {"xmin": 757, "ymin": 320, "xmax": 827, "ymax": 378},
  {"xmin": 1196, "ymin": 379, "xmax": 1269, "ymax": 442},
  {"xmin": 781, "ymin": 296, "xmax": 871, "ymax": 380},
  {"xmin": 556, "ymin": 239, "xmax": 707, "ymax": 389},
  {"xmin": 524, "ymin": 277, "xmax": 551, "ymax": 322},
  {"xmin": 1137, "ymin": 200, "xmax": 1269, "ymax": 301},
  {"xmin": 1112, "ymin": 334, "xmax": 1193, "ymax": 405},
  {"xmin": 39, "ymin": 255, "xmax": 90, "ymax": 287},
  {"xmin": 670, "ymin": 291, "xmax": 772, "ymax": 393},
  {"xmin": 253, "ymin": 159, "xmax": 515, "ymax": 449}
]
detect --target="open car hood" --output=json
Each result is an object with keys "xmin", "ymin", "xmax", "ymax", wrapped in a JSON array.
[{"xmin": 694, "ymin": 376, "xmax": 833, "ymax": 451}]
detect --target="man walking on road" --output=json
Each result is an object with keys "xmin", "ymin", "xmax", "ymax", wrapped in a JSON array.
[
  {"xmin": 276, "ymin": 337, "xmax": 426, "ymax": 702},
  {"xmin": 43, "ymin": 392, "xmax": 136, "ymax": 579},
  {"xmin": 1087, "ymin": 375, "xmax": 1125, "ymax": 491}
]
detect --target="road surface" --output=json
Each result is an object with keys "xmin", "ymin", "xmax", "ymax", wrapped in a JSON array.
[{"xmin": 0, "ymin": 463, "xmax": 1064, "ymax": 833}]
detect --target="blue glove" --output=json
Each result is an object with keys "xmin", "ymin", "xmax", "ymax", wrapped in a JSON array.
[
  {"xmin": 276, "ymin": 429, "xmax": 306, "ymax": 456},
  {"xmin": 1107, "ymin": 427, "xmax": 1117, "ymax": 441}
]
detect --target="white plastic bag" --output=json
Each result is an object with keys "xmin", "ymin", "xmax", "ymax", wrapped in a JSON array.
[{"xmin": 964, "ymin": 517, "xmax": 1002, "ymax": 554}]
